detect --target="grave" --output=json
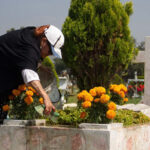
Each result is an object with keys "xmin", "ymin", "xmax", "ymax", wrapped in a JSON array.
[
  {"xmin": 127, "ymin": 71, "xmax": 144, "ymax": 98},
  {"xmin": 2, "ymin": 38, "xmax": 150, "ymax": 150}
]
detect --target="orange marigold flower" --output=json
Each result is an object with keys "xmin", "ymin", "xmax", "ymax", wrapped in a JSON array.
[
  {"xmin": 89, "ymin": 89, "xmax": 97, "ymax": 97},
  {"xmin": 106, "ymin": 110, "xmax": 116, "ymax": 119},
  {"xmin": 123, "ymin": 98, "xmax": 128, "ymax": 102},
  {"xmin": 80, "ymin": 112, "xmax": 86, "ymax": 119},
  {"xmin": 118, "ymin": 91, "xmax": 125, "ymax": 98},
  {"xmin": 109, "ymin": 84, "xmax": 117, "ymax": 91},
  {"xmin": 108, "ymin": 102, "xmax": 117, "ymax": 110},
  {"xmin": 2, "ymin": 105, "xmax": 10, "ymax": 111},
  {"xmin": 27, "ymin": 86, "xmax": 36, "ymax": 93},
  {"xmin": 39, "ymin": 97, "xmax": 44, "ymax": 104},
  {"xmin": 77, "ymin": 90, "xmax": 89, "ymax": 101},
  {"xmin": 100, "ymin": 94, "xmax": 110, "ymax": 104},
  {"xmin": 18, "ymin": 84, "xmax": 26, "ymax": 91},
  {"xmin": 24, "ymin": 96, "xmax": 33, "ymax": 105},
  {"xmin": 120, "ymin": 84, "xmax": 127, "ymax": 93},
  {"xmin": 94, "ymin": 98, "xmax": 100, "ymax": 103},
  {"xmin": 82, "ymin": 90, "xmax": 88, "ymax": 93},
  {"xmin": 26, "ymin": 90, "xmax": 34, "ymax": 96},
  {"xmin": 84, "ymin": 94, "xmax": 93, "ymax": 102},
  {"xmin": 82, "ymin": 101, "xmax": 91, "ymax": 108},
  {"xmin": 96, "ymin": 87, "xmax": 106, "ymax": 96},
  {"xmin": 77, "ymin": 92, "xmax": 85, "ymax": 101},
  {"xmin": 113, "ymin": 86, "xmax": 121, "ymax": 93},
  {"xmin": 12, "ymin": 89, "xmax": 21, "ymax": 96},
  {"xmin": 8, "ymin": 95, "xmax": 14, "ymax": 100}
]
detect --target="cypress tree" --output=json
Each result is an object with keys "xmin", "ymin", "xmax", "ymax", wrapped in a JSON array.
[{"xmin": 62, "ymin": 0, "xmax": 138, "ymax": 90}]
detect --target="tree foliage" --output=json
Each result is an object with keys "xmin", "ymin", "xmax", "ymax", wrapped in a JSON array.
[{"xmin": 62, "ymin": 0, "xmax": 138, "ymax": 90}]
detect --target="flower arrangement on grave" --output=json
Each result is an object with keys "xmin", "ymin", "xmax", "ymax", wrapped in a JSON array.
[
  {"xmin": 127, "ymin": 82, "xmax": 144, "ymax": 97},
  {"xmin": 3, "ymin": 84, "xmax": 44, "ymax": 120},
  {"xmin": 77, "ymin": 84, "xmax": 128, "ymax": 123}
]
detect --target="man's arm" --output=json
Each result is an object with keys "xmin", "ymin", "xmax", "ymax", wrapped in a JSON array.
[
  {"xmin": 22, "ymin": 69, "xmax": 55, "ymax": 114},
  {"xmin": 28, "ymin": 80, "xmax": 55, "ymax": 114}
]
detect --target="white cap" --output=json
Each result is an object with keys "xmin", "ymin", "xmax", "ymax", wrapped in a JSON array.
[{"xmin": 44, "ymin": 25, "xmax": 64, "ymax": 59}]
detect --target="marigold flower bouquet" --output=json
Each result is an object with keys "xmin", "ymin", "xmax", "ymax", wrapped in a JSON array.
[
  {"xmin": 4, "ymin": 84, "xmax": 44, "ymax": 120},
  {"xmin": 77, "ymin": 84, "xmax": 128, "ymax": 124}
]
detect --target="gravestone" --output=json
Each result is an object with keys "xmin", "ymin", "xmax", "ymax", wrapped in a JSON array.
[
  {"xmin": 58, "ymin": 77, "xmax": 68, "ymax": 105},
  {"xmin": 38, "ymin": 65, "xmax": 61, "ymax": 103},
  {"xmin": 133, "ymin": 36, "xmax": 150, "ymax": 105}
]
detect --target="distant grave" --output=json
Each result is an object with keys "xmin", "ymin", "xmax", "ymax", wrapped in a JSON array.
[{"xmin": 127, "ymin": 71, "xmax": 144, "ymax": 98}]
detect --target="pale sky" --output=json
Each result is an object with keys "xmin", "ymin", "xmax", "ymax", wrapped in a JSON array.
[{"xmin": 0, "ymin": 0, "xmax": 150, "ymax": 44}]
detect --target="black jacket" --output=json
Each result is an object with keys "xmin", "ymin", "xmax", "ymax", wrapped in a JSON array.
[{"xmin": 0, "ymin": 27, "xmax": 41, "ymax": 94}]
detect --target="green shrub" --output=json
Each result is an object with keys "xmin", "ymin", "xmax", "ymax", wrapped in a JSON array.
[
  {"xmin": 114, "ymin": 109, "xmax": 150, "ymax": 127},
  {"xmin": 58, "ymin": 107, "xmax": 88, "ymax": 127},
  {"xmin": 47, "ymin": 108, "xmax": 150, "ymax": 127},
  {"xmin": 47, "ymin": 107, "xmax": 88, "ymax": 127},
  {"xmin": 138, "ymin": 76, "xmax": 144, "ymax": 79},
  {"xmin": 42, "ymin": 56, "xmax": 59, "ymax": 87}
]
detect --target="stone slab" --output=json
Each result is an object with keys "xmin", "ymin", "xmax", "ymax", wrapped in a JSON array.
[
  {"xmin": 117, "ymin": 104, "xmax": 150, "ymax": 111},
  {"xmin": 63, "ymin": 103, "xmax": 77, "ymax": 109},
  {"xmin": 79, "ymin": 123, "xmax": 123, "ymax": 130}
]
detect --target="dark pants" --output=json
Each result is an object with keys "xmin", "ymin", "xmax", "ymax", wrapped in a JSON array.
[{"xmin": 0, "ymin": 94, "xmax": 9, "ymax": 124}]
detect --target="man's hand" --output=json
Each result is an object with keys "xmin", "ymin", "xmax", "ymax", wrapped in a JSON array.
[
  {"xmin": 43, "ymin": 95, "xmax": 55, "ymax": 115},
  {"xmin": 28, "ymin": 80, "xmax": 56, "ymax": 115}
]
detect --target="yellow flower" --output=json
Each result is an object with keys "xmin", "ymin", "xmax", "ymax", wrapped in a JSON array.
[
  {"xmin": 107, "ymin": 102, "xmax": 117, "ymax": 110},
  {"xmin": 2, "ymin": 105, "xmax": 10, "ymax": 111},
  {"xmin": 12, "ymin": 89, "xmax": 21, "ymax": 96},
  {"xmin": 94, "ymin": 98, "xmax": 100, "ymax": 103},
  {"xmin": 123, "ymin": 98, "xmax": 128, "ymax": 102},
  {"xmin": 27, "ymin": 86, "xmax": 36, "ymax": 93},
  {"xmin": 89, "ymin": 88, "xmax": 97, "ymax": 97},
  {"xmin": 82, "ymin": 101, "xmax": 91, "ymax": 108},
  {"xmin": 24, "ymin": 96, "xmax": 33, "ymax": 105},
  {"xmin": 96, "ymin": 87, "xmax": 106, "ymax": 96},
  {"xmin": 39, "ymin": 97, "xmax": 44, "ymax": 104},
  {"xmin": 8, "ymin": 95, "xmax": 14, "ymax": 100},
  {"xmin": 26, "ymin": 90, "xmax": 34, "ymax": 96},
  {"xmin": 118, "ymin": 91, "xmax": 125, "ymax": 98},
  {"xmin": 100, "ymin": 94, "xmax": 110, "ymax": 104},
  {"xmin": 106, "ymin": 110, "xmax": 116, "ymax": 119},
  {"xmin": 18, "ymin": 84, "xmax": 26, "ymax": 91}
]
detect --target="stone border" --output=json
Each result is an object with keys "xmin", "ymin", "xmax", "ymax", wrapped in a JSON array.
[
  {"xmin": 1, "ymin": 123, "xmax": 150, "ymax": 150},
  {"xmin": 3, "ymin": 119, "xmax": 46, "ymax": 126}
]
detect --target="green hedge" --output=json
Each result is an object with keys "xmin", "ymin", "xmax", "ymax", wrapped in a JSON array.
[
  {"xmin": 47, "ymin": 108, "xmax": 150, "ymax": 127},
  {"xmin": 114, "ymin": 109, "xmax": 150, "ymax": 127},
  {"xmin": 138, "ymin": 76, "xmax": 144, "ymax": 79}
]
